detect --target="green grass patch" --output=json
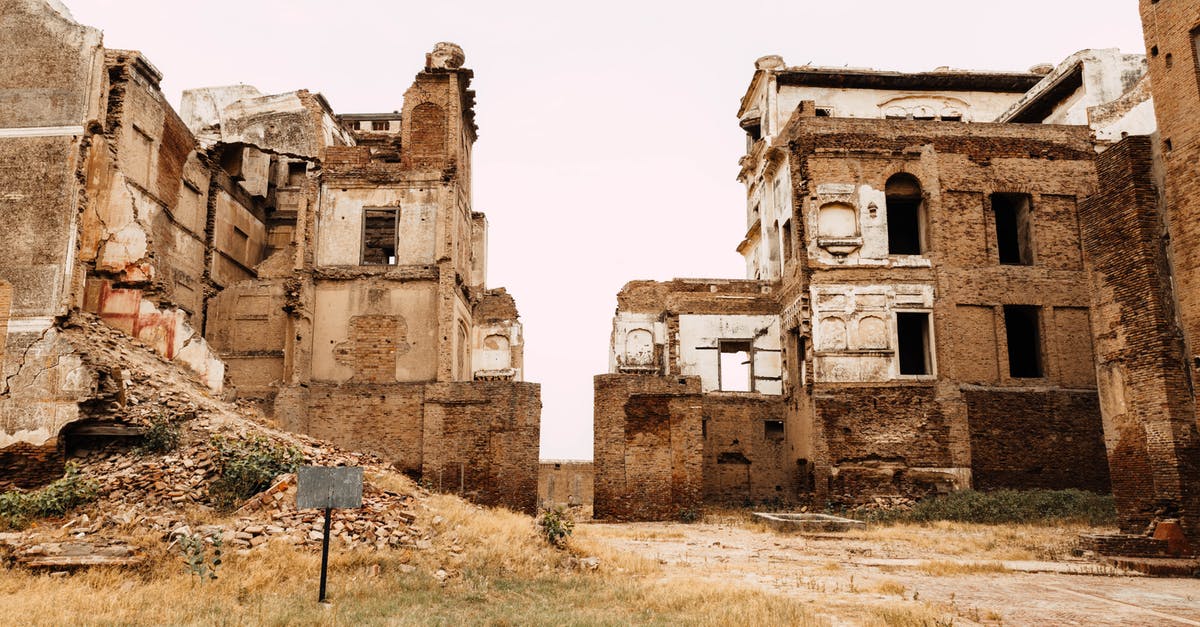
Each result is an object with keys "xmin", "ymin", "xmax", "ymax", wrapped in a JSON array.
[
  {"xmin": 860, "ymin": 489, "xmax": 1116, "ymax": 526},
  {"xmin": 0, "ymin": 463, "xmax": 99, "ymax": 529}
]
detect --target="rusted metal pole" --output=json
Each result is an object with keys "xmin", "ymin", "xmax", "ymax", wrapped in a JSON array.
[{"xmin": 318, "ymin": 506, "xmax": 332, "ymax": 602}]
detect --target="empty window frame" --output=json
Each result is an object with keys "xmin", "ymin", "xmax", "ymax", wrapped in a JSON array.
[
  {"xmin": 781, "ymin": 220, "xmax": 793, "ymax": 265},
  {"xmin": 1194, "ymin": 27, "xmax": 1200, "ymax": 74},
  {"xmin": 895, "ymin": 312, "xmax": 932, "ymax": 376},
  {"xmin": 787, "ymin": 327, "xmax": 806, "ymax": 388},
  {"xmin": 361, "ymin": 208, "xmax": 398, "ymax": 265},
  {"xmin": 815, "ymin": 106, "xmax": 833, "ymax": 117},
  {"xmin": 991, "ymin": 193, "xmax": 1033, "ymax": 265},
  {"xmin": 764, "ymin": 420, "xmax": 785, "ymax": 441},
  {"xmin": 286, "ymin": 161, "xmax": 307, "ymax": 187},
  {"xmin": 372, "ymin": 120, "xmax": 391, "ymax": 131},
  {"xmin": 885, "ymin": 173, "xmax": 925, "ymax": 255},
  {"xmin": 718, "ymin": 340, "xmax": 754, "ymax": 392},
  {"xmin": 1004, "ymin": 305, "xmax": 1043, "ymax": 378}
]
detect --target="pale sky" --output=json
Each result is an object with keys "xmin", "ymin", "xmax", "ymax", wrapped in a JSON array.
[{"xmin": 63, "ymin": 0, "xmax": 1145, "ymax": 460}]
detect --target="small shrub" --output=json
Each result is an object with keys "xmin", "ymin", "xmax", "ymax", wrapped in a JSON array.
[
  {"xmin": 0, "ymin": 464, "xmax": 99, "ymax": 529},
  {"xmin": 537, "ymin": 506, "xmax": 574, "ymax": 548},
  {"xmin": 139, "ymin": 412, "xmax": 182, "ymax": 454},
  {"xmin": 862, "ymin": 489, "xmax": 1116, "ymax": 526},
  {"xmin": 208, "ymin": 435, "xmax": 302, "ymax": 510},
  {"xmin": 179, "ymin": 530, "xmax": 223, "ymax": 582},
  {"xmin": 677, "ymin": 506, "xmax": 701, "ymax": 524}
]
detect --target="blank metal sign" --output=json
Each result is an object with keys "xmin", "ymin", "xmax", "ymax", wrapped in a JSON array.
[{"xmin": 297, "ymin": 466, "xmax": 364, "ymax": 509}]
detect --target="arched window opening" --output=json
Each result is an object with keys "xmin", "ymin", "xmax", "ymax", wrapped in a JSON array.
[{"xmin": 885, "ymin": 173, "xmax": 926, "ymax": 255}]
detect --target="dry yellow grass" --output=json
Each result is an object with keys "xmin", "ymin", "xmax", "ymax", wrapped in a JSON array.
[
  {"xmin": 915, "ymin": 560, "xmax": 1011, "ymax": 576},
  {"xmin": 0, "ymin": 490, "xmax": 823, "ymax": 626},
  {"xmin": 871, "ymin": 578, "xmax": 908, "ymax": 596},
  {"xmin": 854, "ymin": 520, "xmax": 1101, "ymax": 561}
]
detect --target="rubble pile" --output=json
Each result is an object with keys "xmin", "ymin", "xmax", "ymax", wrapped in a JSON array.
[{"xmin": 0, "ymin": 315, "xmax": 444, "ymax": 565}]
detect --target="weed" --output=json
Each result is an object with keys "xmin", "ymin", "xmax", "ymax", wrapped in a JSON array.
[
  {"xmin": 179, "ymin": 530, "xmax": 223, "ymax": 582},
  {"xmin": 208, "ymin": 435, "xmax": 302, "ymax": 510},
  {"xmin": 860, "ymin": 489, "xmax": 1116, "ymax": 526},
  {"xmin": 139, "ymin": 412, "xmax": 182, "ymax": 454},
  {"xmin": 537, "ymin": 506, "xmax": 574, "ymax": 548},
  {"xmin": 0, "ymin": 463, "xmax": 99, "ymax": 529},
  {"xmin": 677, "ymin": 506, "xmax": 701, "ymax": 524}
]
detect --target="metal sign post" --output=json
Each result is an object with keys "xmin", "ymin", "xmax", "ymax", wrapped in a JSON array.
[{"xmin": 297, "ymin": 466, "xmax": 363, "ymax": 603}]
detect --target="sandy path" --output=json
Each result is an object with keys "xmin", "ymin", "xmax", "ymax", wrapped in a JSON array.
[{"xmin": 582, "ymin": 521, "xmax": 1200, "ymax": 626}]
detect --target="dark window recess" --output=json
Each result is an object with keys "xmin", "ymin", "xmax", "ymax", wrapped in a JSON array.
[
  {"xmin": 1193, "ymin": 27, "xmax": 1200, "ymax": 73},
  {"xmin": 991, "ymin": 193, "xmax": 1033, "ymax": 265},
  {"xmin": 764, "ymin": 420, "xmax": 784, "ymax": 441},
  {"xmin": 287, "ymin": 161, "xmax": 307, "ymax": 187},
  {"xmin": 896, "ymin": 312, "xmax": 931, "ymax": 375},
  {"xmin": 362, "ymin": 209, "xmax": 398, "ymax": 265},
  {"xmin": 885, "ymin": 173, "xmax": 924, "ymax": 255},
  {"xmin": 941, "ymin": 114, "xmax": 963, "ymax": 122},
  {"xmin": 1004, "ymin": 306, "xmax": 1043, "ymax": 378},
  {"xmin": 372, "ymin": 120, "xmax": 391, "ymax": 131},
  {"xmin": 782, "ymin": 220, "xmax": 793, "ymax": 264},
  {"xmin": 717, "ymin": 452, "xmax": 751, "ymax": 464},
  {"xmin": 788, "ymin": 328, "xmax": 805, "ymax": 387},
  {"xmin": 718, "ymin": 340, "xmax": 753, "ymax": 392},
  {"xmin": 701, "ymin": 418, "xmax": 708, "ymax": 439},
  {"xmin": 815, "ymin": 107, "xmax": 833, "ymax": 117}
]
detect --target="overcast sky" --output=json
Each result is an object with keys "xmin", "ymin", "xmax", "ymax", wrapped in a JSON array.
[{"xmin": 64, "ymin": 0, "xmax": 1145, "ymax": 460}]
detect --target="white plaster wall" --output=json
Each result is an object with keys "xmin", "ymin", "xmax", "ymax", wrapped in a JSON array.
[
  {"xmin": 810, "ymin": 283, "xmax": 934, "ymax": 383},
  {"xmin": 677, "ymin": 314, "xmax": 781, "ymax": 394},
  {"xmin": 309, "ymin": 281, "xmax": 439, "ymax": 382},
  {"xmin": 473, "ymin": 320, "xmax": 522, "ymax": 380},
  {"xmin": 609, "ymin": 312, "xmax": 665, "ymax": 373},
  {"xmin": 1094, "ymin": 98, "xmax": 1157, "ymax": 143},
  {"xmin": 776, "ymin": 85, "xmax": 1022, "ymax": 125},
  {"xmin": 805, "ymin": 182, "xmax": 932, "ymax": 269},
  {"xmin": 316, "ymin": 187, "xmax": 439, "ymax": 266}
]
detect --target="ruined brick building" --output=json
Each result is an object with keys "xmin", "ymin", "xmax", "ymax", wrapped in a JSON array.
[
  {"xmin": 595, "ymin": 49, "xmax": 1161, "ymax": 520},
  {"xmin": 1073, "ymin": 0, "xmax": 1200, "ymax": 557},
  {"xmin": 0, "ymin": 0, "xmax": 539, "ymax": 513}
]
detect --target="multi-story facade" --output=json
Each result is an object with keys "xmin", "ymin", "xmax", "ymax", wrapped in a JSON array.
[
  {"xmin": 0, "ymin": 0, "xmax": 539, "ymax": 512},
  {"xmin": 595, "ymin": 52, "xmax": 1150, "ymax": 520}
]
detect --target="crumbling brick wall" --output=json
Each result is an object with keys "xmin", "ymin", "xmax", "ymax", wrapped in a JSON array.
[
  {"xmin": 700, "ymin": 395, "xmax": 793, "ymax": 503},
  {"xmin": 423, "ymin": 381, "xmax": 540, "ymax": 514},
  {"xmin": 538, "ymin": 461, "xmax": 594, "ymax": 508},
  {"xmin": 1140, "ymin": 0, "xmax": 1200, "ymax": 377},
  {"xmin": 965, "ymin": 389, "xmax": 1109, "ymax": 491},
  {"xmin": 280, "ymin": 383, "xmax": 428, "ymax": 477},
  {"xmin": 593, "ymin": 374, "xmax": 703, "ymax": 520},
  {"xmin": 1079, "ymin": 135, "xmax": 1200, "ymax": 537}
]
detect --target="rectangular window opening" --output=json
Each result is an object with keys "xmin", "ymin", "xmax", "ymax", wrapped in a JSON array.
[
  {"xmin": 372, "ymin": 120, "xmax": 391, "ymax": 131},
  {"xmin": 887, "ymin": 197, "xmax": 923, "ymax": 255},
  {"xmin": 764, "ymin": 420, "xmax": 784, "ymax": 441},
  {"xmin": 718, "ymin": 340, "xmax": 753, "ymax": 392},
  {"xmin": 362, "ymin": 208, "xmax": 398, "ymax": 265},
  {"xmin": 1004, "ymin": 305, "xmax": 1043, "ymax": 378},
  {"xmin": 781, "ymin": 220, "xmax": 793, "ymax": 264},
  {"xmin": 896, "ymin": 312, "xmax": 932, "ymax": 376},
  {"xmin": 992, "ymin": 193, "xmax": 1033, "ymax": 265},
  {"xmin": 815, "ymin": 107, "xmax": 833, "ymax": 117},
  {"xmin": 286, "ymin": 161, "xmax": 307, "ymax": 187}
]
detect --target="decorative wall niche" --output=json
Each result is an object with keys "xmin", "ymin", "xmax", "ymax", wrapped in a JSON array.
[{"xmin": 816, "ymin": 202, "xmax": 862, "ymax": 256}]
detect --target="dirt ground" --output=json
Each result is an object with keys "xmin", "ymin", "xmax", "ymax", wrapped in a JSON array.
[{"xmin": 580, "ymin": 520, "xmax": 1200, "ymax": 626}]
